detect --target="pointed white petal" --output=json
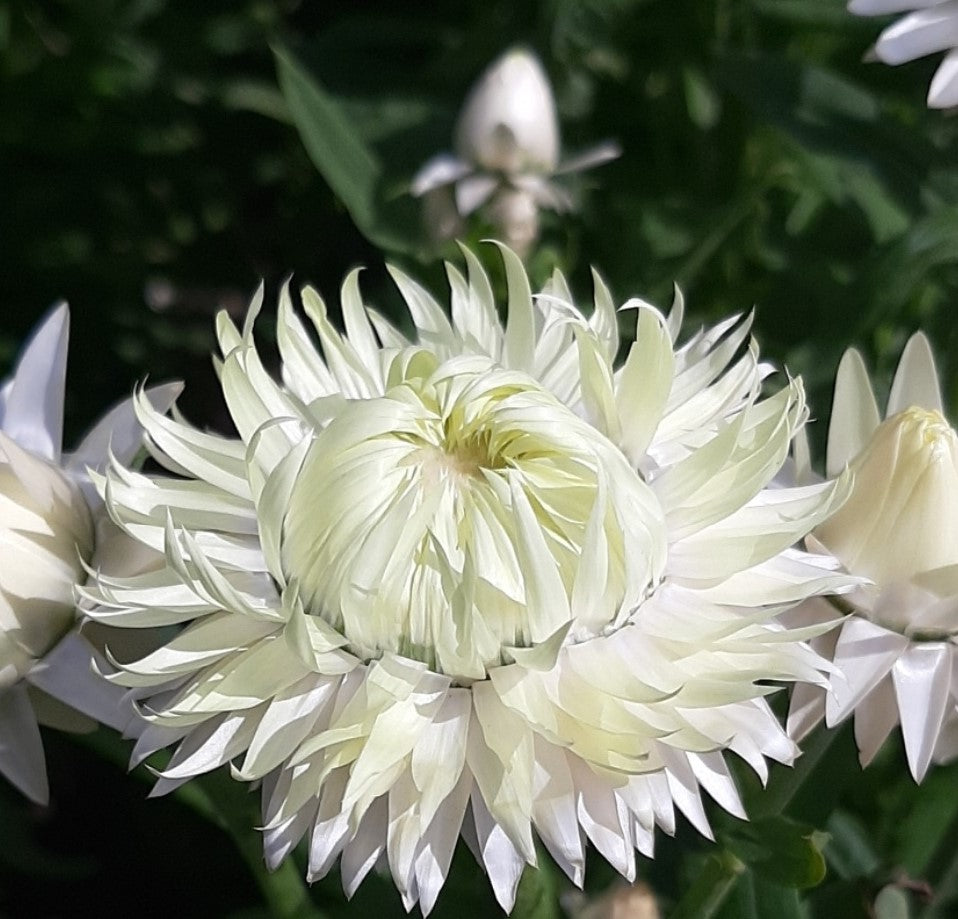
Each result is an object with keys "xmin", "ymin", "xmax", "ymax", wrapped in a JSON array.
[
  {"xmin": 827, "ymin": 618, "xmax": 908, "ymax": 724},
  {"xmin": 454, "ymin": 173, "xmax": 499, "ymax": 216},
  {"xmin": 892, "ymin": 642, "xmax": 952, "ymax": 782},
  {"xmin": 887, "ymin": 332, "xmax": 943, "ymax": 416},
  {"xmin": 854, "ymin": 676, "xmax": 899, "ymax": 767},
  {"xmin": 66, "ymin": 382, "xmax": 183, "ymax": 484},
  {"xmin": 415, "ymin": 770, "xmax": 472, "ymax": 915},
  {"xmin": 498, "ymin": 243, "xmax": 536, "ymax": 373},
  {"xmin": 929, "ymin": 48, "xmax": 958, "ymax": 108},
  {"xmin": 0, "ymin": 682, "xmax": 48, "ymax": 804},
  {"xmin": 530, "ymin": 737, "xmax": 584, "ymax": 886},
  {"xmin": 3, "ymin": 304, "xmax": 69, "ymax": 462},
  {"xmin": 827, "ymin": 348, "xmax": 881, "ymax": 478},
  {"xmin": 850, "ymin": 1, "xmax": 943, "ymax": 14},
  {"xmin": 553, "ymin": 140, "xmax": 622, "ymax": 175},
  {"xmin": 263, "ymin": 806, "xmax": 315, "ymax": 871},
  {"xmin": 26, "ymin": 632, "xmax": 131, "ymax": 731},
  {"xmin": 875, "ymin": 6, "xmax": 958, "ymax": 66},
  {"xmin": 470, "ymin": 791, "xmax": 527, "ymax": 914},
  {"xmin": 411, "ymin": 154, "xmax": 472, "ymax": 196},
  {"xmin": 341, "ymin": 795, "xmax": 387, "ymax": 899}
]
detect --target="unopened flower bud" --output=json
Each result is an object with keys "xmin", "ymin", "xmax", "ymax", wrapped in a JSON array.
[
  {"xmin": 454, "ymin": 49, "xmax": 559, "ymax": 174},
  {"xmin": 816, "ymin": 407, "xmax": 958, "ymax": 585},
  {"xmin": 0, "ymin": 440, "xmax": 93, "ymax": 689}
]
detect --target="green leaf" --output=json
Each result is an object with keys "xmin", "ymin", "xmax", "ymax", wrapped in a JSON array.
[
  {"xmin": 894, "ymin": 764, "xmax": 958, "ymax": 877},
  {"xmin": 824, "ymin": 810, "xmax": 881, "ymax": 881},
  {"xmin": 716, "ymin": 51, "xmax": 933, "ymax": 217},
  {"xmin": 274, "ymin": 41, "xmax": 379, "ymax": 222},
  {"xmin": 669, "ymin": 850, "xmax": 746, "ymax": 919},
  {"xmin": 750, "ymin": 0, "xmax": 872, "ymax": 26},
  {"xmin": 273, "ymin": 41, "xmax": 420, "ymax": 255},
  {"xmin": 722, "ymin": 816, "xmax": 828, "ymax": 889},
  {"xmin": 920, "ymin": 846, "xmax": 958, "ymax": 919},
  {"xmin": 746, "ymin": 722, "xmax": 851, "ymax": 823},
  {"xmin": 512, "ymin": 862, "xmax": 560, "ymax": 919},
  {"xmin": 717, "ymin": 871, "xmax": 809, "ymax": 919},
  {"xmin": 683, "ymin": 67, "xmax": 721, "ymax": 131}
]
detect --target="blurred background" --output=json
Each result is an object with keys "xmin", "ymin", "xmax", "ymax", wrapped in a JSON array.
[{"xmin": 3, "ymin": 0, "xmax": 958, "ymax": 916}]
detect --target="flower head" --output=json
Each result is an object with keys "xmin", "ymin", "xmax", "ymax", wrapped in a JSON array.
[
  {"xmin": 849, "ymin": 0, "xmax": 958, "ymax": 108},
  {"xmin": 788, "ymin": 332, "xmax": 958, "ymax": 781},
  {"xmin": 412, "ymin": 49, "xmax": 620, "ymax": 254},
  {"xmin": 85, "ymin": 246, "xmax": 851, "ymax": 914},
  {"xmin": 454, "ymin": 49, "xmax": 560, "ymax": 174},
  {"xmin": 0, "ymin": 305, "xmax": 178, "ymax": 803}
]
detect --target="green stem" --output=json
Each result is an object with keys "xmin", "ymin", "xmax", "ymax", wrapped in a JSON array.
[
  {"xmin": 749, "ymin": 721, "xmax": 847, "ymax": 821},
  {"xmin": 668, "ymin": 850, "xmax": 745, "ymax": 919},
  {"xmin": 513, "ymin": 858, "xmax": 560, "ymax": 919},
  {"xmin": 222, "ymin": 806, "xmax": 322, "ymax": 919},
  {"xmin": 197, "ymin": 772, "xmax": 326, "ymax": 919},
  {"xmin": 73, "ymin": 729, "xmax": 325, "ymax": 919}
]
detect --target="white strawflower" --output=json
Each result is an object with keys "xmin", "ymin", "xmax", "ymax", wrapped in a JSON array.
[
  {"xmin": 849, "ymin": 0, "xmax": 958, "ymax": 108},
  {"xmin": 84, "ymin": 246, "xmax": 851, "ymax": 914},
  {"xmin": 788, "ymin": 332, "xmax": 958, "ymax": 782},
  {"xmin": 412, "ymin": 48, "xmax": 619, "ymax": 254},
  {"xmin": 0, "ymin": 305, "xmax": 178, "ymax": 804}
]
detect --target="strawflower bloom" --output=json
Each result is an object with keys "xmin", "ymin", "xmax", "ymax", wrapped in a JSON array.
[
  {"xmin": 849, "ymin": 0, "xmax": 958, "ymax": 108},
  {"xmin": 0, "ymin": 305, "xmax": 177, "ymax": 803},
  {"xmin": 787, "ymin": 332, "xmax": 958, "ymax": 782},
  {"xmin": 85, "ymin": 246, "xmax": 851, "ymax": 913},
  {"xmin": 412, "ymin": 48, "xmax": 619, "ymax": 254}
]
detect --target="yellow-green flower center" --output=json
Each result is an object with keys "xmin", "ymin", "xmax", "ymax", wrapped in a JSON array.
[{"xmin": 283, "ymin": 351, "xmax": 667, "ymax": 681}]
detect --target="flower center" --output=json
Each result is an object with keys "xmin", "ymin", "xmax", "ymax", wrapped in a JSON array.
[{"xmin": 282, "ymin": 351, "xmax": 667, "ymax": 681}]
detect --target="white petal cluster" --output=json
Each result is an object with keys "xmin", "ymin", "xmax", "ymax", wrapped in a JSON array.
[
  {"xmin": 412, "ymin": 48, "xmax": 619, "ymax": 254},
  {"xmin": 84, "ymin": 246, "xmax": 851, "ymax": 914},
  {"xmin": 788, "ymin": 333, "xmax": 958, "ymax": 782},
  {"xmin": 849, "ymin": 0, "xmax": 958, "ymax": 108},
  {"xmin": 0, "ymin": 305, "xmax": 178, "ymax": 804}
]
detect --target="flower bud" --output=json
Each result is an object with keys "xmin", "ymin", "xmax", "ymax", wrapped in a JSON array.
[
  {"xmin": 0, "ymin": 436, "xmax": 93, "ymax": 689},
  {"xmin": 816, "ymin": 407, "xmax": 958, "ymax": 585},
  {"xmin": 454, "ymin": 48, "xmax": 559, "ymax": 174}
]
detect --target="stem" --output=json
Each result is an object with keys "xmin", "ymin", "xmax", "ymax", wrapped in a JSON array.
[
  {"xmin": 220, "ymin": 803, "xmax": 322, "ymax": 919},
  {"xmin": 749, "ymin": 721, "xmax": 847, "ymax": 821},
  {"xmin": 73, "ymin": 729, "xmax": 325, "ymax": 919},
  {"xmin": 513, "ymin": 858, "xmax": 560, "ymax": 919},
  {"xmin": 668, "ymin": 850, "xmax": 745, "ymax": 919},
  {"xmin": 186, "ymin": 771, "xmax": 328, "ymax": 919}
]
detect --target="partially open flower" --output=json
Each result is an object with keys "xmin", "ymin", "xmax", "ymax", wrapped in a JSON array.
[
  {"xmin": 849, "ymin": 0, "xmax": 958, "ymax": 108},
  {"xmin": 412, "ymin": 48, "xmax": 619, "ymax": 254},
  {"xmin": 84, "ymin": 246, "xmax": 851, "ymax": 914},
  {"xmin": 788, "ymin": 332, "xmax": 958, "ymax": 781},
  {"xmin": 0, "ymin": 305, "xmax": 178, "ymax": 804}
]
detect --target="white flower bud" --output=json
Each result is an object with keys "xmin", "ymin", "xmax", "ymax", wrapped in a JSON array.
[
  {"xmin": 0, "ymin": 437, "xmax": 93, "ymax": 689},
  {"xmin": 0, "ymin": 304, "xmax": 181, "ymax": 803},
  {"xmin": 454, "ymin": 48, "xmax": 559, "ymax": 174},
  {"xmin": 787, "ymin": 333, "xmax": 958, "ymax": 783},
  {"xmin": 816, "ymin": 407, "xmax": 958, "ymax": 585}
]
